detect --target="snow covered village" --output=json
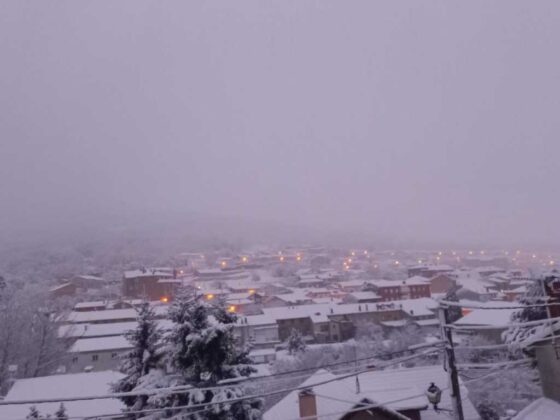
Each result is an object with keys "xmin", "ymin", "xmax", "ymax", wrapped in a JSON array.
[
  {"xmin": 2, "ymin": 249, "xmax": 560, "ymax": 419},
  {"xmin": 2, "ymin": 1, "xmax": 560, "ymax": 419}
]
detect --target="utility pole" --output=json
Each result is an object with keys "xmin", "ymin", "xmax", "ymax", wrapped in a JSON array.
[{"xmin": 438, "ymin": 304, "xmax": 465, "ymax": 420}]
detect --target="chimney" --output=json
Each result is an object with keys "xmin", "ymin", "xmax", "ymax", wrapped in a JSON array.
[{"xmin": 298, "ymin": 388, "xmax": 317, "ymax": 420}]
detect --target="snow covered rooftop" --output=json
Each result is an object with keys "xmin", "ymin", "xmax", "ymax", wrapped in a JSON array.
[
  {"xmin": 264, "ymin": 365, "xmax": 480, "ymax": 420},
  {"xmin": 66, "ymin": 308, "xmax": 138, "ymax": 324},
  {"xmin": 261, "ymin": 298, "xmax": 438, "ymax": 323},
  {"xmin": 454, "ymin": 302, "xmax": 516, "ymax": 327},
  {"xmin": 69, "ymin": 335, "xmax": 133, "ymax": 353},
  {"xmin": 124, "ymin": 268, "xmax": 174, "ymax": 279},
  {"xmin": 512, "ymin": 397, "xmax": 560, "ymax": 419},
  {"xmin": 0, "ymin": 371, "xmax": 125, "ymax": 419},
  {"xmin": 74, "ymin": 301, "xmax": 107, "ymax": 309},
  {"xmin": 59, "ymin": 319, "xmax": 173, "ymax": 339},
  {"xmin": 347, "ymin": 291, "xmax": 381, "ymax": 300}
]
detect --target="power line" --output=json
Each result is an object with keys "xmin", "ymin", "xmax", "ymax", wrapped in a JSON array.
[
  {"xmin": 1, "ymin": 344, "xmax": 443, "ymax": 407},
  {"xmin": 444, "ymin": 315, "xmax": 560, "ymax": 331},
  {"xmin": 439, "ymin": 299, "xmax": 560, "ymax": 310},
  {"xmin": 12, "ymin": 348, "xmax": 440, "ymax": 420},
  {"xmin": 456, "ymin": 359, "xmax": 532, "ymax": 370}
]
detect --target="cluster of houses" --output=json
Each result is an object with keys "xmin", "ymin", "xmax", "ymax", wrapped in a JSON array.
[{"xmin": 5, "ymin": 249, "xmax": 560, "ymax": 419}]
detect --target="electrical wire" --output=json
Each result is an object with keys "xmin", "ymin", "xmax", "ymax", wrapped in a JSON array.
[
  {"xmin": 11, "ymin": 348, "xmax": 441, "ymax": 420},
  {"xmin": 439, "ymin": 299, "xmax": 560, "ymax": 310},
  {"xmin": 1, "ymin": 344, "xmax": 444, "ymax": 407}
]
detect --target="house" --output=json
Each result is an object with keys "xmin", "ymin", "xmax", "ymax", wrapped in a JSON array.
[
  {"xmin": 71, "ymin": 274, "xmax": 107, "ymax": 290},
  {"xmin": 452, "ymin": 303, "xmax": 516, "ymax": 343},
  {"xmin": 122, "ymin": 268, "xmax": 175, "ymax": 300},
  {"xmin": 338, "ymin": 280, "xmax": 370, "ymax": 292},
  {"xmin": 452, "ymin": 271, "xmax": 496, "ymax": 301},
  {"xmin": 0, "ymin": 371, "xmax": 125, "ymax": 419},
  {"xmin": 264, "ymin": 365, "xmax": 480, "ymax": 420},
  {"xmin": 66, "ymin": 308, "xmax": 139, "ymax": 324},
  {"xmin": 428, "ymin": 274, "xmax": 456, "ymax": 294},
  {"xmin": 503, "ymin": 286, "xmax": 527, "ymax": 302},
  {"xmin": 261, "ymin": 299, "xmax": 437, "ymax": 344},
  {"xmin": 342, "ymin": 291, "xmax": 383, "ymax": 304},
  {"xmin": 407, "ymin": 265, "xmax": 454, "ymax": 279},
  {"xmin": 366, "ymin": 278, "xmax": 431, "ymax": 302},
  {"xmin": 73, "ymin": 301, "xmax": 107, "ymax": 312},
  {"xmin": 67, "ymin": 335, "xmax": 133, "ymax": 373},
  {"xmin": 49, "ymin": 282, "xmax": 77, "ymax": 298},
  {"xmin": 249, "ymin": 348, "xmax": 277, "ymax": 364},
  {"xmin": 234, "ymin": 314, "xmax": 280, "ymax": 349}
]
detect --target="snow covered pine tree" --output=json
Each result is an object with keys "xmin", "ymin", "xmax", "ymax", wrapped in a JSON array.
[
  {"xmin": 152, "ymin": 293, "xmax": 262, "ymax": 420},
  {"xmin": 26, "ymin": 406, "xmax": 40, "ymax": 419},
  {"xmin": 54, "ymin": 403, "xmax": 69, "ymax": 420},
  {"xmin": 113, "ymin": 302, "xmax": 163, "ymax": 412},
  {"xmin": 504, "ymin": 275, "xmax": 555, "ymax": 346}
]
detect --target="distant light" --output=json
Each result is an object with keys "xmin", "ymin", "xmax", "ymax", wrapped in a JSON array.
[
  {"xmin": 418, "ymin": 259, "xmax": 422, "ymax": 264},
  {"xmin": 248, "ymin": 289, "xmax": 255, "ymax": 295},
  {"xmin": 468, "ymin": 251, "xmax": 473, "ymax": 255},
  {"xmin": 296, "ymin": 255, "xmax": 302, "ymax": 262},
  {"xmin": 364, "ymin": 250, "xmax": 368, "ymax": 255},
  {"xmin": 394, "ymin": 260, "xmax": 400, "ymax": 265},
  {"xmin": 242, "ymin": 256, "xmax": 248, "ymax": 263},
  {"xmin": 160, "ymin": 297, "xmax": 169, "ymax": 303},
  {"xmin": 206, "ymin": 294, "xmax": 214, "ymax": 300},
  {"xmin": 480, "ymin": 250, "xmax": 485, "ymax": 255},
  {"xmin": 438, "ymin": 251, "xmax": 442, "ymax": 256},
  {"xmin": 373, "ymin": 264, "xmax": 378, "ymax": 269},
  {"xmin": 179, "ymin": 270, "xmax": 184, "ymax": 275},
  {"xmin": 532, "ymin": 254, "xmax": 537, "ymax": 259},
  {"xmin": 220, "ymin": 261, "xmax": 227, "ymax": 268},
  {"xmin": 347, "ymin": 258, "xmax": 352, "ymax": 264},
  {"xmin": 279, "ymin": 256, "xmax": 285, "ymax": 262},
  {"xmin": 550, "ymin": 260, "xmax": 555, "ymax": 266},
  {"xmin": 451, "ymin": 251, "xmax": 456, "ymax": 256},
  {"xmin": 516, "ymin": 250, "xmax": 521, "ymax": 255},
  {"xmin": 228, "ymin": 305, "xmax": 236, "ymax": 313}
]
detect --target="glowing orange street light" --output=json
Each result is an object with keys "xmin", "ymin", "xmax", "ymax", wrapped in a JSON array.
[
  {"xmin": 228, "ymin": 305, "xmax": 236, "ymax": 313},
  {"xmin": 296, "ymin": 255, "xmax": 302, "ymax": 262},
  {"xmin": 160, "ymin": 296, "xmax": 169, "ymax": 303},
  {"xmin": 248, "ymin": 289, "xmax": 255, "ymax": 295},
  {"xmin": 241, "ymin": 256, "xmax": 248, "ymax": 263},
  {"xmin": 220, "ymin": 261, "xmax": 227, "ymax": 268},
  {"xmin": 206, "ymin": 294, "xmax": 214, "ymax": 300},
  {"xmin": 279, "ymin": 256, "xmax": 285, "ymax": 262}
]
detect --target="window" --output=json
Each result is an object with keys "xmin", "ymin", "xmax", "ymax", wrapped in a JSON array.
[
  {"xmin": 111, "ymin": 352, "xmax": 118, "ymax": 359},
  {"xmin": 92, "ymin": 354, "xmax": 99, "ymax": 362},
  {"xmin": 72, "ymin": 356, "xmax": 78, "ymax": 364}
]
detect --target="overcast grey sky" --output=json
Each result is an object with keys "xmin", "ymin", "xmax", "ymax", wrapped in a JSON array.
[{"xmin": 1, "ymin": 1, "xmax": 560, "ymax": 247}]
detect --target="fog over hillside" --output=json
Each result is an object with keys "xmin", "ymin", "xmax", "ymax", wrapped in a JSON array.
[{"xmin": 2, "ymin": 1, "xmax": 560, "ymax": 250}]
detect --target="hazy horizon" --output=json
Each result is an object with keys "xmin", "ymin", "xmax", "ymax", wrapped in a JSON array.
[{"xmin": 2, "ymin": 1, "xmax": 560, "ymax": 248}]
